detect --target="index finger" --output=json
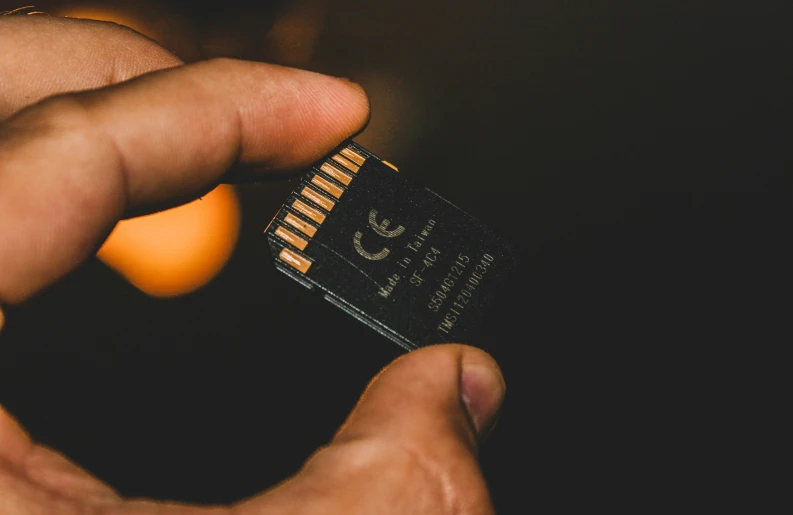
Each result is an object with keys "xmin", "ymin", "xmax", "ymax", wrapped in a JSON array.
[{"xmin": 0, "ymin": 58, "xmax": 370, "ymax": 304}]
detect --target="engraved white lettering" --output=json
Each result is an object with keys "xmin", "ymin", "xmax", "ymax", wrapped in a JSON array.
[
  {"xmin": 377, "ymin": 273, "xmax": 402, "ymax": 298},
  {"xmin": 405, "ymin": 219, "xmax": 435, "ymax": 252}
]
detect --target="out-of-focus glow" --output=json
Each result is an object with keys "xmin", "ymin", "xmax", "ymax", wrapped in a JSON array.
[
  {"xmin": 51, "ymin": 6, "xmax": 237, "ymax": 298},
  {"xmin": 0, "ymin": 306, "xmax": 5, "ymax": 333},
  {"xmin": 97, "ymin": 186, "xmax": 241, "ymax": 298}
]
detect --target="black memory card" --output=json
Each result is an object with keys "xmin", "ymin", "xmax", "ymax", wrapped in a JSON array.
[{"xmin": 265, "ymin": 142, "xmax": 517, "ymax": 351}]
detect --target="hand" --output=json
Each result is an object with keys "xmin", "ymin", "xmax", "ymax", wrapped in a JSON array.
[{"xmin": 0, "ymin": 15, "xmax": 506, "ymax": 514}]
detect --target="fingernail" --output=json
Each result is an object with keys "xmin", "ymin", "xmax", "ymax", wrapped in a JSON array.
[{"xmin": 461, "ymin": 360, "xmax": 506, "ymax": 439}]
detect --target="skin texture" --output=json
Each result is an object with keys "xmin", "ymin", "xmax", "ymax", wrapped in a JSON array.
[{"xmin": 0, "ymin": 16, "xmax": 505, "ymax": 515}]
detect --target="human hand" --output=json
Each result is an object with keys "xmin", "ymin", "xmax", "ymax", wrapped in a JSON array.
[{"xmin": 0, "ymin": 16, "xmax": 505, "ymax": 514}]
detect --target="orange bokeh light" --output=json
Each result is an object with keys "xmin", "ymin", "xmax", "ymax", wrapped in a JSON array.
[
  {"xmin": 48, "ymin": 6, "xmax": 240, "ymax": 298},
  {"xmin": 97, "ymin": 185, "xmax": 241, "ymax": 298}
]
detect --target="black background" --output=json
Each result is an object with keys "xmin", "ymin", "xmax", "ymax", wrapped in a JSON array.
[{"xmin": 1, "ymin": 1, "xmax": 790, "ymax": 511}]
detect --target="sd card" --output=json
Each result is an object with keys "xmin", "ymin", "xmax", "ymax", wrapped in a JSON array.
[{"xmin": 265, "ymin": 142, "xmax": 517, "ymax": 351}]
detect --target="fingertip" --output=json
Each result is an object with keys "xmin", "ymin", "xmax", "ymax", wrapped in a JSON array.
[
  {"xmin": 296, "ymin": 73, "xmax": 370, "ymax": 161},
  {"xmin": 321, "ymin": 74, "xmax": 370, "ymax": 121},
  {"xmin": 337, "ymin": 344, "xmax": 505, "ymax": 447},
  {"xmin": 409, "ymin": 344, "xmax": 506, "ymax": 441},
  {"xmin": 460, "ymin": 351, "xmax": 506, "ymax": 439},
  {"xmin": 198, "ymin": 61, "xmax": 370, "ymax": 172},
  {"xmin": 337, "ymin": 78, "xmax": 371, "ymax": 132}
]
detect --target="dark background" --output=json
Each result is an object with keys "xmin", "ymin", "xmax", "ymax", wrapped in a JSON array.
[{"xmin": 1, "ymin": 1, "xmax": 790, "ymax": 511}]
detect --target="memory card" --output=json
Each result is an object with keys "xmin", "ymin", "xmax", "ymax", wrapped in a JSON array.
[{"xmin": 265, "ymin": 142, "xmax": 517, "ymax": 351}]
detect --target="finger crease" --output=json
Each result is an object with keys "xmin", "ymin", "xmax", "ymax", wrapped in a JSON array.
[
  {"xmin": 394, "ymin": 441, "xmax": 462, "ymax": 515},
  {"xmin": 231, "ymin": 101, "xmax": 245, "ymax": 166},
  {"xmin": 101, "ymin": 125, "xmax": 133, "ymax": 213}
]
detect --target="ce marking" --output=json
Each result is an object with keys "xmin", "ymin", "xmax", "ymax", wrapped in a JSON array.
[{"xmin": 353, "ymin": 209, "xmax": 405, "ymax": 261}]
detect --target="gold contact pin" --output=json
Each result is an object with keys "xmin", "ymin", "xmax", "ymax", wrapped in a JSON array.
[
  {"xmin": 279, "ymin": 247, "xmax": 312, "ymax": 274},
  {"xmin": 331, "ymin": 154, "xmax": 360, "ymax": 173},
  {"xmin": 311, "ymin": 175, "xmax": 344, "ymax": 198},
  {"xmin": 320, "ymin": 162, "xmax": 353, "ymax": 185},
  {"xmin": 292, "ymin": 199, "xmax": 326, "ymax": 224},
  {"xmin": 382, "ymin": 160, "xmax": 399, "ymax": 172},
  {"xmin": 340, "ymin": 147, "xmax": 366, "ymax": 166},
  {"xmin": 284, "ymin": 213, "xmax": 317, "ymax": 237},
  {"xmin": 275, "ymin": 225, "xmax": 308, "ymax": 250},
  {"xmin": 301, "ymin": 187, "xmax": 335, "ymax": 211}
]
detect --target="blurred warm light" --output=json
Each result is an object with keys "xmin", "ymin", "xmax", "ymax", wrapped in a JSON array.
[
  {"xmin": 52, "ymin": 5, "xmax": 239, "ymax": 298},
  {"xmin": 0, "ymin": 306, "xmax": 5, "ymax": 333},
  {"xmin": 97, "ymin": 185, "xmax": 241, "ymax": 298}
]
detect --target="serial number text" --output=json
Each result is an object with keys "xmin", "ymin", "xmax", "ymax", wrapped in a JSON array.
[{"xmin": 436, "ymin": 253, "xmax": 495, "ymax": 335}]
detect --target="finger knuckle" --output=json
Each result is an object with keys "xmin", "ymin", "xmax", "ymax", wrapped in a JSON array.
[
  {"xmin": 2, "ymin": 93, "xmax": 123, "ymax": 216},
  {"xmin": 29, "ymin": 95, "xmax": 96, "ymax": 129},
  {"xmin": 7, "ymin": 96, "xmax": 102, "ymax": 152}
]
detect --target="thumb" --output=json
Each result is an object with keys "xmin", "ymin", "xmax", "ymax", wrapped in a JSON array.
[
  {"xmin": 238, "ymin": 345, "xmax": 505, "ymax": 514},
  {"xmin": 337, "ymin": 344, "xmax": 506, "ymax": 448}
]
